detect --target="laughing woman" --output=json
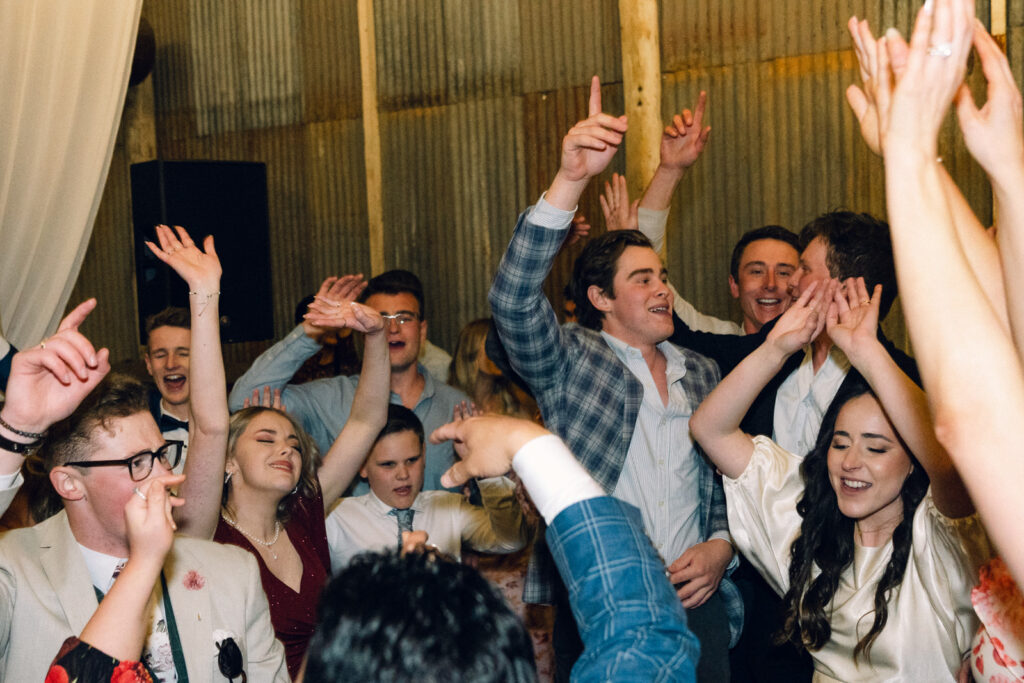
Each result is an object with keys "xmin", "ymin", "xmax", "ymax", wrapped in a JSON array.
[
  {"xmin": 214, "ymin": 284, "xmax": 389, "ymax": 679},
  {"xmin": 690, "ymin": 279, "xmax": 990, "ymax": 682}
]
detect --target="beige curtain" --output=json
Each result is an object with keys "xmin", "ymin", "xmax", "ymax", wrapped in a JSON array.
[{"xmin": 0, "ymin": 0, "xmax": 142, "ymax": 349}]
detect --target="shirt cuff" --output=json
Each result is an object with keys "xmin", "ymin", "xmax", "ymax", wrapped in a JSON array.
[
  {"xmin": 526, "ymin": 194, "xmax": 576, "ymax": 230},
  {"xmin": 0, "ymin": 469, "xmax": 24, "ymax": 491},
  {"xmin": 512, "ymin": 434, "xmax": 604, "ymax": 525}
]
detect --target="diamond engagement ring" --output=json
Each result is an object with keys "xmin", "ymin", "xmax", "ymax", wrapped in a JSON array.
[
  {"xmin": 927, "ymin": 43, "xmax": 954, "ymax": 57},
  {"xmin": 133, "ymin": 487, "xmax": 148, "ymax": 501}
]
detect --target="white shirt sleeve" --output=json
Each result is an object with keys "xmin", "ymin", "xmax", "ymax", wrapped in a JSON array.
[
  {"xmin": 512, "ymin": 434, "xmax": 604, "ymax": 525},
  {"xmin": 637, "ymin": 207, "xmax": 669, "ymax": 252},
  {"xmin": 527, "ymin": 194, "xmax": 576, "ymax": 230}
]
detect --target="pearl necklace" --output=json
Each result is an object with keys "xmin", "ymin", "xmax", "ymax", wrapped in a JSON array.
[{"xmin": 221, "ymin": 512, "xmax": 282, "ymax": 560}]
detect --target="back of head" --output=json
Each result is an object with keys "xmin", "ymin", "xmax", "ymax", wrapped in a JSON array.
[
  {"xmin": 570, "ymin": 230, "xmax": 655, "ymax": 330},
  {"xmin": 729, "ymin": 225, "xmax": 801, "ymax": 280},
  {"xmin": 359, "ymin": 269, "xmax": 427, "ymax": 319},
  {"xmin": 38, "ymin": 373, "xmax": 150, "ymax": 473},
  {"xmin": 799, "ymin": 211, "xmax": 898, "ymax": 317},
  {"xmin": 144, "ymin": 307, "xmax": 190, "ymax": 348},
  {"xmin": 303, "ymin": 551, "xmax": 537, "ymax": 683},
  {"xmin": 375, "ymin": 404, "xmax": 424, "ymax": 448}
]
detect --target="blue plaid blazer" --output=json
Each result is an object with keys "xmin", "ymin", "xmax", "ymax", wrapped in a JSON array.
[
  {"xmin": 489, "ymin": 210, "xmax": 743, "ymax": 644},
  {"xmin": 547, "ymin": 496, "xmax": 698, "ymax": 682}
]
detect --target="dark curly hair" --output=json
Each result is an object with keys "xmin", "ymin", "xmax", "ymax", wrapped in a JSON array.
[{"xmin": 776, "ymin": 377, "xmax": 930, "ymax": 662}]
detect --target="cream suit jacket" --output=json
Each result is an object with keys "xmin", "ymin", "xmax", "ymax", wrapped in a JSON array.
[{"xmin": 0, "ymin": 510, "xmax": 289, "ymax": 682}]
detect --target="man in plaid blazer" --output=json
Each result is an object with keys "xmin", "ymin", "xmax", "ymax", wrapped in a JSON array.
[{"xmin": 489, "ymin": 77, "xmax": 741, "ymax": 681}]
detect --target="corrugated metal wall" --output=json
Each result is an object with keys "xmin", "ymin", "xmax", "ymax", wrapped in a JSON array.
[{"xmin": 68, "ymin": 0, "xmax": 1010, "ymax": 372}]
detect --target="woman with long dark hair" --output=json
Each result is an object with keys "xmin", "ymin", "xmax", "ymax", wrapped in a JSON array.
[{"xmin": 691, "ymin": 278, "xmax": 990, "ymax": 681}]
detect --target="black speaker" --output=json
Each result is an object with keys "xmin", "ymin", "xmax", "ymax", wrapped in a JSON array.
[{"xmin": 130, "ymin": 160, "xmax": 274, "ymax": 343}]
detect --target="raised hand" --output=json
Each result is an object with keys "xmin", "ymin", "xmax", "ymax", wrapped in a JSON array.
[
  {"xmin": 125, "ymin": 473, "xmax": 186, "ymax": 566},
  {"xmin": 305, "ymin": 297, "xmax": 384, "ymax": 336},
  {"xmin": 766, "ymin": 279, "xmax": 832, "ymax": 355},
  {"xmin": 847, "ymin": 16, "xmax": 886, "ymax": 156},
  {"xmin": 565, "ymin": 212, "xmax": 592, "ymax": 246},
  {"xmin": 145, "ymin": 225, "xmax": 221, "ymax": 294},
  {"xmin": 242, "ymin": 385, "xmax": 286, "ymax": 412},
  {"xmin": 885, "ymin": 0, "xmax": 976, "ymax": 153},
  {"xmin": 558, "ymin": 76, "xmax": 629, "ymax": 184},
  {"xmin": 429, "ymin": 415, "xmax": 550, "ymax": 488},
  {"xmin": 600, "ymin": 173, "xmax": 639, "ymax": 231},
  {"xmin": 301, "ymin": 275, "xmax": 369, "ymax": 341},
  {"xmin": 452, "ymin": 400, "xmax": 482, "ymax": 421},
  {"xmin": 0, "ymin": 299, "xmax": 110, "ymax": 435},
  {"xmin": 827, "ymin": 278, "xmax": 884, "ymax": 364},
  {"xmin": 658, "ymin": 91, "xmax": 711, "ymax": 171},
  {"xmin": 955, "ymin": 21, "xmax": 1024, "ymax": 178}
]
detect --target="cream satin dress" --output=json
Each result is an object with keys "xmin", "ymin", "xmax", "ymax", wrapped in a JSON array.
[{"xmin": 724, "ymin": 436, "xmax": 992, "ymax": 682}]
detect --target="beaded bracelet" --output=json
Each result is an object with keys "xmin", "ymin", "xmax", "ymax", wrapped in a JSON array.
[{"xmin": 0, "ymin": 413, "xmax": 45, "ymax": 440}]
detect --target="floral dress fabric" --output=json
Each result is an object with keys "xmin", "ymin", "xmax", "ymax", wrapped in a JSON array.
[
  {"xmin": 971, "ymin": 557, "xmax": 1024, "ymax": 682},
  {"xmin": 46, "ymin": 637, "xmax": 154, "ymax": 683}
]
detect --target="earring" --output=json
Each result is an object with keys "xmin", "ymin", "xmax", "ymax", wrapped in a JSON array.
[
  {"xmin": 290, "ymin": 484, "xmax": 299, "ymax": 496},
  {"xmin": 224, "ymin": 471, "xmax": 233, "ymax": 485}
]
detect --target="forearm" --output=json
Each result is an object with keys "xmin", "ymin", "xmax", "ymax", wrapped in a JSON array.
[
  {"xmin": 886, "ymin": 149, "xmax": 1017, "ymax": 516},
  {"xmin": 318, "ymin": 331, "xmax": 389, "ymax": 507},
  {"xmin": 228, "ymin": 325, "xmax": 319, "ymax": 410},
  {"xmin": 468, "ymin": 477, "xmax": 527, "ymax": 552},
  {"xmin": 992, "ymin": 164, "xmax": 1024, "ymax": 347},
  {"xmin": 176, "ymin": 289, "xmax": 229, "ymax": 539},
  {"xmin": 639, "ymin": 164, "xmax": 686, "ymax": 212},
  {"xmin": 187, "ymin": 290, "xmax": 228, "ymax": 439},
  {"xmin": 79, "ymin": 557, "xmax": 162, "ymax": 662},
  {"xmin": 488, "ymin": 207, "xmax": 572, "ymax": 394},
  {"xmin": 690, "ymin": 342, "xmax": 787, "ymax": 478},
  {"xmin": 544, "ymin": 169, "xmax": 589, "ymax": 211},
  {"xmin": 939, "ymin": 165, "xmax": 1009, "ymax": 331}
]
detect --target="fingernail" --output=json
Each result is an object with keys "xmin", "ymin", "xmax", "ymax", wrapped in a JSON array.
[
  {"xmin": 923, "ymin": 0, "xmax": 934, "ymax": 13},
  {"xmin": 885, "ymin": 27, "xmax": 900, "ymax": 40}
]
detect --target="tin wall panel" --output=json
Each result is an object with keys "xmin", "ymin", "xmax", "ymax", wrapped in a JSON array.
[
  {"xmin": 72, "ymin": 0, "xmax": 1008, "ymax": 372},
  {"xmin": 375, "ymin": 0, "xmax": 448, "ymax": 109},
  {"xmin": 519, "ymin": 0, "xmax": 622, "ymax": 93},
  {"xmin": 189, "ymin": 0, "xmax": 303, "ymax": 135},
  {"xmin": 299, "ymin": 0, "xmax": 363, "ymax": 122}
]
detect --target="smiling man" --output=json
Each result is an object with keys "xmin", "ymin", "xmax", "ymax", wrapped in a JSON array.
[
  {"xmin": 325, "ymin": 405, "xmax": 526, "ymax": 571},
  {"xmin": 143, "ymin": 308, "xmax": 191, "ymax": 469},
  {"xmin": 229, "ymin": 271, "xmax": 469, "ymax": 494},
  {"xmin": 489, "ymin": 77, "xmax": 741, "ymax": 682}
]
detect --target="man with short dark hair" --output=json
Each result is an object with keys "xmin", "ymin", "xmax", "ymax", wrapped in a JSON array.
[
  {"xmin": 230, "ymin": 271, "xmax": 468, "ymax": 493},
  {"xmin": 490, "ymin": 78, "xmax": 739, "ymax": 681},
  {"xmin": 143, "ymin": 306, "xmax": 192, "ymax": 463},
  {"xmin": 601, "ymin": 92, "xmax": 801, "ymax": 336}
]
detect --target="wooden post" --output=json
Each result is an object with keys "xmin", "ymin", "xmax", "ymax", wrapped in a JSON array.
[
  {"xmin": 618, "ymin": 0, "xmax": 662, "ymax": 205},
  {"xmin": 358, "ymin": 0, "xmax": 385, "ymax": 275}
]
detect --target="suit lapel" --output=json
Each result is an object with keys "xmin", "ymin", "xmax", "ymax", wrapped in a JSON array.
[
  {"xmin": 38, "ymin": 512, "xmax": 101, "ymax": 635},
  {"xmin": 164, "ymin": 542, "xmax": 215, "ymax": 682}
]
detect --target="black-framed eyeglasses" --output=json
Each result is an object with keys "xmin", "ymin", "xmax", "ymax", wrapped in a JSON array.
[{"xmin": 69, "ymin": 441, "xmax": 184, "ymax": 481}]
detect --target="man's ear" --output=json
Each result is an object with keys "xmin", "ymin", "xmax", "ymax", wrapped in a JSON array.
[
  {"xmin": 143, "ymin": 351, "xmax": 154, "ymax": 377},
  {"xmin": 419, "ymin": 318, "xmax": 428, "ymax": 345},
  {"xmin": 587, "ymin": 284, "xmax": 613, "ymax": 313},
  {"xmin": 728, "ymin": 275, "xmax": 740, "ymax": 299},
  {"xmin": 49, "ymin": 466, "xmax": 86, "ymax": 502}
]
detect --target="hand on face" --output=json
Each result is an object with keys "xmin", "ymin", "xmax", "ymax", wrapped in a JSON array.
[{"xmin": 125, "ymin": 473, "xmax": 186, "ymax": 565}]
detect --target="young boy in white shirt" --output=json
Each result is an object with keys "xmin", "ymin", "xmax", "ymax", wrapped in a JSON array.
[{"xmin": 326, "ymin": 405, "xmax": 527, "ymax": 571}]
